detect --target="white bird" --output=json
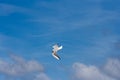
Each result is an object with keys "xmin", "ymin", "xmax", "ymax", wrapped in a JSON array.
[{"xmin": 52, "ymin": 44, "xmax": 63, "ymax": 60}]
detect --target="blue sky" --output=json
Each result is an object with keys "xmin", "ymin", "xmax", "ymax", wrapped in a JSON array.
[{"xmin": 0, "ymin": 0, "xmax": 120, "ymax": 80}]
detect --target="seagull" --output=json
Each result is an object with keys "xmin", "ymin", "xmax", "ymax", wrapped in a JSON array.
[{"xmin": 52, "ymin": 44, "xmax": 63, "ymax": 60}]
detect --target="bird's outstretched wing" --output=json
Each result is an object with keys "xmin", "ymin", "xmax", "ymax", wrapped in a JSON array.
[
  {"xmin": 52, "ymin": 51, "xmax": 61, "ymax": 60},
  {"xmin": 58, "ymin": 46, "xmax": 63, "ymax": 50}
]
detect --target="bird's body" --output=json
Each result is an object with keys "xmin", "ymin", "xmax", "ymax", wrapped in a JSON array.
[{"xmin": 52, "ymin": 44, "xmax": 63, "ymax": 60}]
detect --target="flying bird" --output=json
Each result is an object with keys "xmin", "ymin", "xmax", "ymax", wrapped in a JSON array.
[{"xmin": 52, "ymin": 44, "xmax": 63, "ymax": 60}]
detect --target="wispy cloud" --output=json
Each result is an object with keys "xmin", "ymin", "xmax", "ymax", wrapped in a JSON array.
[
  {"xmin": 33, "ymin": 0, "xmax": 120, "ymax": 24},
  {"xmin": 0, "ymin": 3, "xmax": 36, "ymax": 16},
  {"xmin": 77, "ymin": 35, "xmax": 119, "ymax": 61},
  {"xmin": 63, "ymin": 35, "xmax": 119, "ymax": 61},
  {"xmin": 72, "ymin": 58, "xmax": 120, "ymax": 80},
  {"xmin": 0, "ymin": 34, "xmax": 27, "ymax": 53},
  {"xmin": 27, "ymin": 0, "xmax": 120, "ymax": 38}
]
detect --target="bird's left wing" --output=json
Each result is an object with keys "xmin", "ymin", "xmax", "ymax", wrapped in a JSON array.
[{"xmin": 58, "ymin": 46, "xmax": 63, "ymax": 50}]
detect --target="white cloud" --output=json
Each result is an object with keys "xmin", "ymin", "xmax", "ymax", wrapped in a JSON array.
[
  {"xmin": 0, "ymin": 54, "xmax": 43, "ymax": 76},
  {"xmin": 72, "ymin": 59, "xmax": 120, "ymax": 80},
  {"xmin": 0, "ymin": 54, "xmax": 50, "ymax": 80},
  {"xmin": 72, "ymin": 62, "xmax": 116, "ymax": 80},
  {"xmin": 34, "ymin": 73, "xmax": 50, "ymax": 80},
  {"xmin": 104, "ymin": 59, "xmax": 120, "ymax": 79}
]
